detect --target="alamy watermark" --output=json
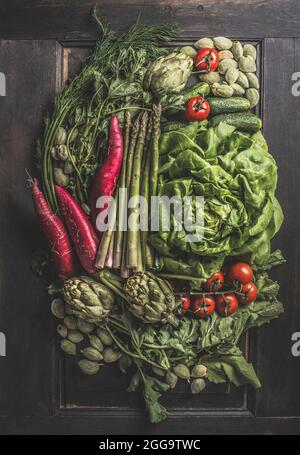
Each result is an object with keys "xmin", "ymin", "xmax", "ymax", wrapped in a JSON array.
[
  {"xmin": 0, "ymin": 72, "xmax": 6, "ymax": 96},
  {"xmin": 95, "ymin": 192, "xmax": 205, "ymax": 243},
  {"xmin": 291, "ymin": 72, "xmax": 300, "ymax": 96},
  {"xmin": 0, "ymin": 332, "xmax": 6, "ymax": 357},
  {"xmin": 291, "ymin": 332, "xmax": 300, "ymax": 357}
]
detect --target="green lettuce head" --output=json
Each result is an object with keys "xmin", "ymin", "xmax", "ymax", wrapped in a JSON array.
[{"xmin": 150, "ymin": 122, "xmax": 283, "ymax": 275}]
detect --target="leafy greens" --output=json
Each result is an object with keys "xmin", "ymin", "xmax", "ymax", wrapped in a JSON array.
[
  {"xmin": 122, "ymin": 279, "xmax": 283, "ymax": 423},
  {"xmin": 150, "ymin": 122, "xmax": 284, "ymax": 277}
]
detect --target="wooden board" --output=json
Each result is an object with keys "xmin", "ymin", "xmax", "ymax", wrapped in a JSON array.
[
  {"xmin": 1, "ymin": 1, "xmax": 300, "ymax": 40},
  {"xmin": 0, "ymin": 40, "xmax": 62, "ymax": 416},
  {"xmin": 0, "ymin": 0, "xmax": 300, "ymax": 435}
]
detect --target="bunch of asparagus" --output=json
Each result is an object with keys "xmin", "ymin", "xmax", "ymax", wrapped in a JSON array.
[{"xmin": 96, "ymin": 105, "xmax": 162, "ymax": 276}]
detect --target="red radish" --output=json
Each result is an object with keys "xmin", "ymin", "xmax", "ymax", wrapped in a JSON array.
[
  {"xmin": 90, "ymin": 115, "xmax": 123, "ymax": 232},
  {"xmin": 30, "ymin": 178, "xmax": 76, "ymax": 279},
  {"xmin": 55, "ymin": 185, "xmax": 98, "ymax": 274}
]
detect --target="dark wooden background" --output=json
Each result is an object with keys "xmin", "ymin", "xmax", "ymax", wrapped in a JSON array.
[{"xmin": 0, "ymin": 0, "xmax": 300, "ymax": 435}]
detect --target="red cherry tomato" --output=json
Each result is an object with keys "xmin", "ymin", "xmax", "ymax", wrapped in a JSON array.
[
  {"xmin": 194, "ymin": 48, "xmax": 220, "ymax": 72},
  {"xmin": 227, "ymin": 262, "xmax": 254, "ymax": 286},
  {"xmin": 238, "ymin": 282, "xmax": 258, "ymax": 304},
  {"xmin": 185, "ymin": 97, "xmax": 210, "ymax": 122},
  {"xmin": 177, "ymin": 295, "xmax": 191, "ymax": 316},
  {"xmin": 216, "ymin": 294, "xmax": 238, "ymax": 317},
  {"xmin": 203, "ymin": 272, "xmax": 224, "ymax": 292},
  {"xmin": 192, "ymin": 295, "xmax": 215, "ymax": 319}
]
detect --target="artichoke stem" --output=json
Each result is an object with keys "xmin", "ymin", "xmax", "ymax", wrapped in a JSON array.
[{"xmin": 166, "ymin": 313, "xmax": 179, "ymax": 328}]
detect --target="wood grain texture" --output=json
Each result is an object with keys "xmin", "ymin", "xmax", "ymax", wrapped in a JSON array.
[
  {"xmin": 1, "ymin": 0, "xmax": 300, "ymax": 40},
  {"xmin": 0, "ymin": 414, "xmax": 299, "ymax": 435},
  {"xmin": 0, "ymin": 40, "xmax": 62, "ymax": 416},
  {"xmin": 254, "ymin": 38, "xmax": 300, "ymax": 417},
  {"xmin": 0, "ymin": 0, "xmax": 300, "ymax": 435},
  {"xmin": 60, "ymin": 43, "xmax": 247, "ymax": 414}
]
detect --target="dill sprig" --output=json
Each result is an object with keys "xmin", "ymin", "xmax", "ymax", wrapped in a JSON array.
[{"xmin": 39, "ymin": 12, "xmax": 178, "ymax": 210}]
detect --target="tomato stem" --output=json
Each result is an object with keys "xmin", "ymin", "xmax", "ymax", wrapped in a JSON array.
[{"xmin": 175, "ymin": 289, "xmax": 244, "ymax": 297}]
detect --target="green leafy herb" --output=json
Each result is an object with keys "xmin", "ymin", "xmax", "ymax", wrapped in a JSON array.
[
  {"xmin": 39, "ymin": 13, "xmax": 178, "ymax": 209},
  {"xmin": 103, "ymin": 277, "xmax": 283, "ymax": 422},
  {"xmin": 141, "ymin": 373, "xmax": 170, "ymax": 423},
  {"xmin": 253, "ymin": 249, "xmax": 286, "ymax": 272}
]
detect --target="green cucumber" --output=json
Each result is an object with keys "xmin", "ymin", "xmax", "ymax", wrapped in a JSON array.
[
  {"xmin": 209, "ymin": 112, "xmax": 262, "ymax": 132},
  {"xmin": 181, "ymin": 82, "xmax": 210, "ymax": 100},
  {"xmin": 161, "ymin": 121, "xmax": 188, "ymax": 133},
  {"xmin": 208, "ymin": 97, "xmax": 251, "ymax": 115},
  {"xmin": 161, "ymin": 82, "xmax": 210, "ymax": 115}
]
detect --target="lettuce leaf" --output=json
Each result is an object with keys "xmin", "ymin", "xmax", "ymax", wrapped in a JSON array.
[
  {"xmin": 150, "ymin": 123, "xmax": 284, "ymax": 273},
  {"xmin": 202, "ymin": 354, "xmax": 261, "ymax": 389}
]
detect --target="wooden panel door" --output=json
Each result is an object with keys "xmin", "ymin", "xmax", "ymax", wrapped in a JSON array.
[{"xmin": 0, "ymin": 1, "xmax": 300, "ymax": 434}]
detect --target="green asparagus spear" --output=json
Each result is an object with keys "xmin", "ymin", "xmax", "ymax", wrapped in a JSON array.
[
  {"xmin": 95, "ymin": 195, "xmax": 117, "ymax": 269},
  {"xmin": 148, "ymin": 104, "xmax": 161, "ymax": 269},
  {"xmin": 113, "ymin": 111, "xmax": 131, "ymax": 268},
  {"xmin": 105, "ymin": 229, "xmax": 115, "ymax": 268},
  {"xmin": 149, "ymin": 103, "xmax": 162, "ymax": 198},
  {"xmin": 127, "ymin": 111, "xmax": 148, "ymax": 269},
  {"xmin": 141, "ymin": 115, "xmax": 153, "ymax": 269},
  {"xmin": 126, "ymin": 114, "xmax": 141, "ymax": 189},
  {"xmin": 120, "ymin": 114, "xmax": 141, "ymax": 277},
  {"xmin": 141, "ymin": 115, "xmax": 153, "ymax": 173},
  {"xmin": 136, "ymin": 230, "xmax": 143, "ymax": 272}
]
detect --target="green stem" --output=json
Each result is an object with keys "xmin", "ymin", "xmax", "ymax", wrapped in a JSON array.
[
  {"xmin": 95, "ymin": 193, "xmax": 118, "ymax": 269},
  {"xmin": 157, "ymin": 273, "xmax": 202, "ymax": 281},
  {"xmin": 88, "ymin": 97, "xmax": 107, "ymax": 155},
  {"xmin": 105, "ymin": 325, "xmax": 167, "ymax": 370},
  {"xmin": 186, "ymin": 289, "xmax": 239, "ymax": 296},
  {"xmin": 143, "ymin": 343, "xmax": 172, "ymax": 350},
  {"xmin": 140, "ymin": 115, "xmax": 153, "ymax": 270},
  {"xmin": 104, "ymin": 106, "xmax": 152, "ymax": 117},
  {"xmin": 120, "ymin": 231, "xmax": 129, "ymax": 278},
  {"xmin": 113, "ymin": 111, "xmax": 131, "ymax": 268},
  {"xmin": 136, "ymin": 230, "xmax": 143, "ymax": 272},
  {"xmin": 120, "ymin": 114, "xmax": 141, "ymax": 277},
  {"xmin": 127, "ymin": 111, "xmax": 148, "ymax": 268},
  {"xmin": 43, "ymin": 96, "xmax": 78, "ymax": 210},
  {"xmin": 97, "ymin": 271, "xmax": 128, "ymax": 301},
  {"xmin": 105, "ymin": 229, "xmax": 115, "ymax": 268},
  {"xmin": 100, "ymin": 268, "xmax": 124, "ymax": 287},
  {"xmin": 107, "ymin": 317, "xmax": 128, "ymax": 335},
  {"xmin": 149, "ymin": 103, "xmax": 162, "ymax": 198}
]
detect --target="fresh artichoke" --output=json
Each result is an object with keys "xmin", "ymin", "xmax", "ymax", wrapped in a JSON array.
[
  {"xmin": 63, "ymin": 276, "xmax": 115, "ymax": 323},
  {"xmin": 124, "ymin": 272, "xmax": 178, "ymax": 325},
  {"xmin": 143, "ymin": 51, "xmax": 193, "ymax": 97}
]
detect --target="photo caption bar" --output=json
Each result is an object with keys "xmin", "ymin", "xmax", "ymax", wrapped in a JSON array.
[{"xmin": 98, "ymin": 438, "xmax": 201, "ymax": 453}]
